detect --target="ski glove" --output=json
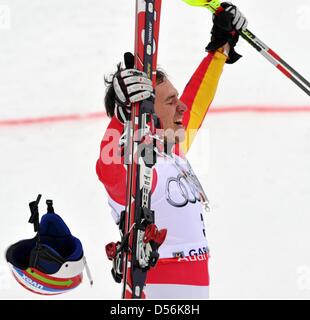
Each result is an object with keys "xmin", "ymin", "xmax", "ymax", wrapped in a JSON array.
[
  {"xmin": 205, "ymin": 2, "xmax": 248, "ymax": 64},
  {"xmin": 113, "ymin": 52, "xmax": 154, "ymax": 123}
]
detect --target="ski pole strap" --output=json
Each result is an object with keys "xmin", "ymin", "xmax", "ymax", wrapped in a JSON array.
[
  {"xmin": 28, "ymin": 194, "xmax": 42, "ymax": 233},
  {"xmin": 46, "ymin": 199, "xmax": 55, "ymax": 213}
]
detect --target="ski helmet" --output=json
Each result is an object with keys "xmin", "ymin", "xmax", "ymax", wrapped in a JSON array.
[{"xmin": 5, "ymin": 194, "xmax": 92, "ymax": 295}]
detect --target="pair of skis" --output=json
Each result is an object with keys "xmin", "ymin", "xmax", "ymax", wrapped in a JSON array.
[{"xmin": 106, "ymin": 0, "xmax": 166, "ymax": 299}]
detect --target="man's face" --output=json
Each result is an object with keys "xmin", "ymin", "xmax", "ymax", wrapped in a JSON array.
[{"xmin": 154, "ymin": 79, "xmax": 187, "ymax": 144}]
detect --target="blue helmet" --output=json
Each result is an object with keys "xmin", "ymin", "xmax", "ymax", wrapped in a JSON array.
[{"xmin": 5, "ymin": 195, "xmax": 92, "ymax": 295}]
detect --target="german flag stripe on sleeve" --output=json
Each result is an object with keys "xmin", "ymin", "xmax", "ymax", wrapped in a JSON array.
[{"xmin": 180, "ymin": 50, "xmax": 227, "ymax": 154}]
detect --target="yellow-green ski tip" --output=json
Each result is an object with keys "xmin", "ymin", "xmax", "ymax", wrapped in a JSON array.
[{"xmin": 181, "ymin": 0, "xmax": 221, "ymax": 13}]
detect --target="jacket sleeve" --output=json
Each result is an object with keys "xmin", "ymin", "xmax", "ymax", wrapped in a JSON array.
[
  {"xmin": 180, "ymin": 50, "xmax": 227, "ymax": 154},
  {"xmin": 96, "ymin": 117, "xmax": 128, "ymax": 206},
  {"xmin": 96, "ymin": 116, "xmax": 158, "ymax": 207}
]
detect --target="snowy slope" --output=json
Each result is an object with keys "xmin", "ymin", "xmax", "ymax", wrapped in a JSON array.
[{"xmin": 0, "ymin": 0, "xmax": 310, "ymax": 299}]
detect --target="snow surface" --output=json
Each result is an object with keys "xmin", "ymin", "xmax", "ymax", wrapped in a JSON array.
[{"xmin": 0, "ymin": 0, "xmax": 310, "ymax": 299}]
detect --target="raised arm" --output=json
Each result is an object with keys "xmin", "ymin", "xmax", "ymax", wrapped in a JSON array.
[
  {"xmin": 180, "ymin": 2, "xmax": 248, "ymax": 154},
  {"xmin": 180, "ymin": 49, "xmax": 227, "ymax": 154}
]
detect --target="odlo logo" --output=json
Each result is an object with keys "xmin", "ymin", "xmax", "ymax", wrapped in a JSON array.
[{"xmin": 22, "ymin": 274, "xmax": 43, "ymax": 290}]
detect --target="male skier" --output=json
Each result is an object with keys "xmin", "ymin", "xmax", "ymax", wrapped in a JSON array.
[{"xmin": 97, "ymin": 2, "xmax": 247, "ymax": 298}]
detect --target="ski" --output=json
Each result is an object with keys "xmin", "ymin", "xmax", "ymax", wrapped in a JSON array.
[{"xmin": 105, "ymin": 0, "xmax": 166, "ymax": 299}]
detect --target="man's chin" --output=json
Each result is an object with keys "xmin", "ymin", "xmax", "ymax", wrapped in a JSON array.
[{"xmin": 164, "ymin": 129, "xmax": 185, "ymax": 144}]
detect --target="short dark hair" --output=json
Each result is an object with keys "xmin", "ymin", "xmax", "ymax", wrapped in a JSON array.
[{"xmin": 104, "ymin": 65, "xmax": 167, "ymax": 118}]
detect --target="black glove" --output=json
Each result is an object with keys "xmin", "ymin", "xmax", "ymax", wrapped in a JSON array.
[
  {"xmin": 205, "ymin": 2, "xmax": 248, "ymax": 64},
  {"xmin": 113, "ymin": 52, "xmax": 154, "ymax": 122}
]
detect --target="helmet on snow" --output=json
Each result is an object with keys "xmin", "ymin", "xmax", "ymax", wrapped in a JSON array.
[{"xmin": 5, "ymin": 195, "xmax": 92, "ymax": 295}]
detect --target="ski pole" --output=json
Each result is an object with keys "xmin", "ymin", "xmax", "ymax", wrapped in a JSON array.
[{"xmin": 181, "ymin": 0, "xmax": 310, "ymax": 96}]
